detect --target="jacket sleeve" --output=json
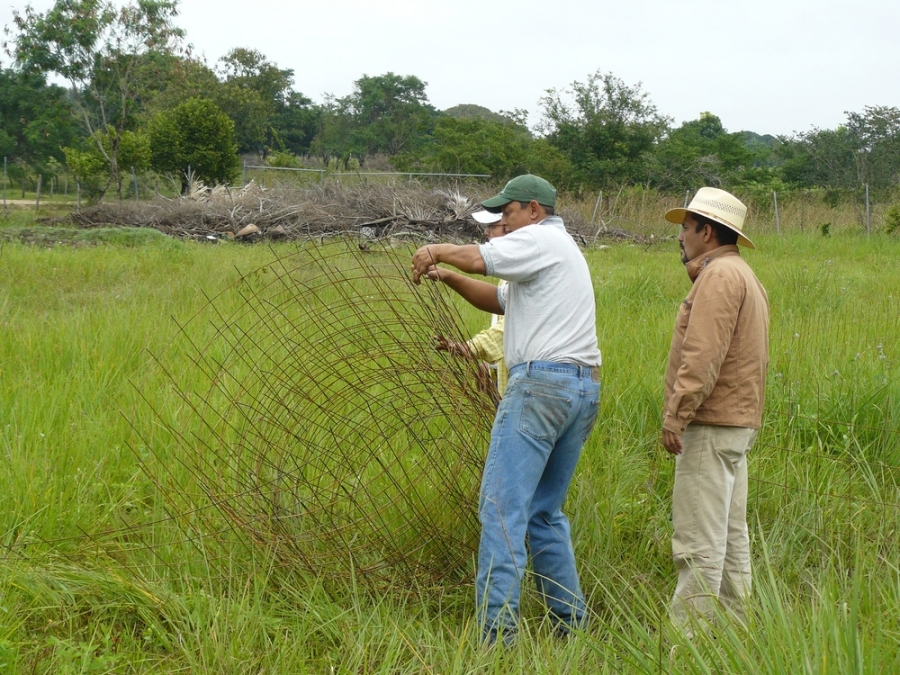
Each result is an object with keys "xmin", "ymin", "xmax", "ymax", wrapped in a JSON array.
[
  {"xmin": 664, "ymin": 270, "xmax": 743, "ymax": 434},
  {"xmin": 466, "ymin": 315, "xmax": 505, "ymax": 363}
]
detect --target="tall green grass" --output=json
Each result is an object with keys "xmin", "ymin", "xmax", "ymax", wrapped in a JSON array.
[{"xmin": 0, "ymin": 232, "xmax": 898, "ymax": 672}]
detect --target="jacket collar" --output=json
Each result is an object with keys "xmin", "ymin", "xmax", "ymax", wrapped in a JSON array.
[{"xmin": 685, "ymin": 245, "xmax": 740, "ymax": 282}]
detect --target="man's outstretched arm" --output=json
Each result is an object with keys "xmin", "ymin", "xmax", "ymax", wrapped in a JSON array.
[
  {"xmin": 411, "ymin": 244, "xmax": 502, "ymax": 314},
  {"xmin": 411, "ymin": 244, "xmax": 485, "ymax": 280}
]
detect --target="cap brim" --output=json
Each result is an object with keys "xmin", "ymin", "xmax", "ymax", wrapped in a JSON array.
[
  {"xmin": 481, "ymin": 195, "xmax": 511, "ymax": 212},
  {"xmin": 472, "ymin": 209, "xmax": 502, "ymax": 224},
  {"xmin": 665, "ymin": 207, "xmax": 756, "ymax": 249}
]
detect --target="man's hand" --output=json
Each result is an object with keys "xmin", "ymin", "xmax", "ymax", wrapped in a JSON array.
[
  {"xmin": 662, "ymin": 429, "xmax": 683, "ymax": 456},
  {"xmin": 435, "ymin": 335, "xmax": 471, "ymax": 358},
  {"xmin": 411, "ymin": 245, "xmax": 442, "ymax": 284},
  {"xmin": 474, "ymin": 362, "xmax": 499, "ymax": 404}
]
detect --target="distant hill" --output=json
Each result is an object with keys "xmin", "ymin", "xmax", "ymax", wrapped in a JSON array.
[
  {"xmin": 741, "ymin": 131, "xmax": 781, "ymax": 149},
  {"xmin": 443, "ymin": 104, "xmax": 510, "ymax": 124}
]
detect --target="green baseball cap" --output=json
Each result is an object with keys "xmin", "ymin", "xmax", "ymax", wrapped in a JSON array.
[{"xmin": 482, "ymin": 174, "xmax": 557, "ymax": 212}]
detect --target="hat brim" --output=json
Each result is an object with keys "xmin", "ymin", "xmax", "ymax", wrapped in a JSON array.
[
  {"xmin": 472, "ymin": 209, "xmax": 502, "ymax": 224},
  {"xmin": 665, "ymin": 207, "xmax": 756, "ymax": 249},
  {"xmin": 481, "ymin": 195, "xmax": 511, "ymax": 212}
]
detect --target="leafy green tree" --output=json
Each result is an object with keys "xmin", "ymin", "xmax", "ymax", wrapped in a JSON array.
[
  {"xmin": 777, "ymin": 106, "xmax": 900, "ymax": 193},
  {"xmin": 348, "ymin": 72, "xmax": 437, "ymax": 159},
  {"xmin": 309, "ymin": 94, "xmax": 357, "ymax": 165},
  {"xmin": 215, "ymin": 48, "xmax": 287, "ymax": 155},
  {"xmin": 310, "ymin": 73, "xmax": 437, "ymax": 165},
  {"xmin": 650, "ymin": 112, "xmax": 754, "ymax": 190},
  {"xmin": 272, "ymin": 92, "xmax": 321, "ymax": 157},
  {"xmin": 146, "ymin": 97, "xmax": 239, "ymax": 192},
  {"xmin": 845, "ymin": 105, "xmax": 900, "ymax": 191},
  {"xmin": 443, "ymin": 104, "xmax": 509, "ymax": 124},
  {"xmin": 395, "ymin": 116, "xmax": 530, "ymax": 180},
  {"xmin": 539, "ymin": 69, "xmax": 670, "ymax": 190},
  {"xmin": 524, "ymin": 138, "xmax": 577, "ymax": 190},
  {"xmin": 0, "ymin": 66, "xmax": 76, "ymax": 180},
  {"xmin": 63, "ymin": 127, "xmax": 151, "ymax": 201},
  {"xmin": 8, "ymin": 0, "xmax": 184, "ymax": 198},
  {"xmin": 213, "ymin": 48, "xmax": 318, "ymax": 157},
  {"xmin": 213, "ymin": 83, "xmax": 270, "ymax": 156},
  {"xmin": 778, "ymin": 126, "xmax": 858, "ymax": 189},
  {"xmin": 143, "ymin": 55, "xmax": 220, "ymax": 110}
]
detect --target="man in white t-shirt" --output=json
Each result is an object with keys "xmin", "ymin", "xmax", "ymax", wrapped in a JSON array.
[{"xmin": 411, "ymin": 174, "xmax": 601, "ymax": 646}]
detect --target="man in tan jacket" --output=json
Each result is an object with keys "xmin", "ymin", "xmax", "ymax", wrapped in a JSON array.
[{"xmin": 662, "ymin": 187, "xmax": 769, "ymax": 635}]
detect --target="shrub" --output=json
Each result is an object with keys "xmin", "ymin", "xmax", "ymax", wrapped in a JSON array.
[{"xmin": 884, "ymin": 205, "xmax": 900, "ymax": 234}]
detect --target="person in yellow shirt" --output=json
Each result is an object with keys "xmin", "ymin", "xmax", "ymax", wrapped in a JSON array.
[{"xmin": 434, "ymin": 210, "xmax": 508, "ymax": 398}]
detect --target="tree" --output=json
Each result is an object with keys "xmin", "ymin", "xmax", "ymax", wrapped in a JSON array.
[
  {"xmin": 8, "ymin": 0, "xmax": 184, "ymax": 198},
  {"xmin": 777, "ymin": 106, "xmax": 900, "ymax": 193},
  {"xmin": 212, "ymin": 48, "xmax": 319, "ymax": 157},
  {"xmin": 650, "ymin": 112, "xmax": 753, "ymax": 190},
  {"xmin": 394, "ymin": 116, "xmax": 531, "ymax": 180},
  {"xmin": 64, "ymin": 127, "xmax": 151, "ymax": 201},
  {"xmin": 347, "ymin": 72, "xmax": 437, "ymax": 159},
  {"xmin": 539, "ymin": 69, "xmax": 670, "ymax": 190},
  {"xmin": 845, "ymin": 105, "xmax": 900, "ymax": 190},
  {"xmin": 778, "ymin": 126, "xmax": 859, "ymax": 190},
  {"xmin": 524, "ymin": 138, "xmax": 577, "ymax": 191},
  {"xmin": 0, "ymin": 66, "xmax": 76, "ymax": 180},
  {"xmin": 216, "ymin": 48, "xmax": 287, "ymax": 155},
  {"xmin": 443, "ymin": 104, "xmax": 509, "ymax": 124},
  {"xmin": 147, "ymin": 97, "xmax": 239, "ymax": 192},
  {"xmin": 309, "ymin": 94, "xmax": 356, "ymax": 166},
  {"xmin": 271, "ymin": 92, "xmax": 320, "ymax": 157}
]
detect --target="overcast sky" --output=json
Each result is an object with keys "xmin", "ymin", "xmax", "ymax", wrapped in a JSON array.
[{"xmin": 3, "ymin": 0, "xmax": 898, "ymax": 137}]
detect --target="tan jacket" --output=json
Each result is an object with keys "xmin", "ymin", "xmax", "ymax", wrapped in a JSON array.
[{"xmin": 664, "ymin": 246, "xmax": 769, "ymax": 434}]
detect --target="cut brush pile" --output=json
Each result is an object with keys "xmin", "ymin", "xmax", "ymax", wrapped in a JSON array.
[{"xmin": 66, "ymin": 181, "xmax": 495, "ymax": 244}]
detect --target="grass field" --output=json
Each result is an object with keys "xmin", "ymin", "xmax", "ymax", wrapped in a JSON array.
[{"xmin": 0, "ymin": 218, "xmax": 898, "ymax": 673}]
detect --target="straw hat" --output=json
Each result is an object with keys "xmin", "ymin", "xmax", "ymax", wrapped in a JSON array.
[{"xmin": 665, "ymin": 187, "xmax": 754, "ymax": 249}]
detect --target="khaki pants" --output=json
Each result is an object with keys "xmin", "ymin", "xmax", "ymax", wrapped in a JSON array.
[{"xmin": 670, "ymin": 424, "xmax": 758, "ymax": 632}]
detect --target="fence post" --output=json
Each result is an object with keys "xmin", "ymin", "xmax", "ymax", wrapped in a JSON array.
[
  {"xmin": 683, "ymin": 189, "xmax": 690, "ymax": 207},
  {"xmin": 865, "ymin": 183, "xmax": 870, "ymax": 235},
  {"xmin": 773, "ymin": 191, "xmax": 781, "ymax": 235},
  {"xmin": 35, "ymin": 175, "xmax": 42, "ymax": 210},
  {"xmin": 2, "ymin": 157, "xmax": 6, "ymax": 209},
  {"xmin": 77, "ymin": 181, "xmax": 81, "ymax": 211},
  {"xmin": 590, "ymin": 190, "xmax": 603, "ymax": 226},
  {"xmin": 242, "ymin": 161, "xmax": 247, "ymax": 185},
  {"xmin": 132, "ymin": 166, "xmax": 139, "ymax": 200}
]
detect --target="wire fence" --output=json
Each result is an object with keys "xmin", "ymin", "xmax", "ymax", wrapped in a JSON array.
[
  {"xmin": 569, "ymin": 185, "xmax": 900, "ymax": 240},
  {"xmin": 4, "ymin": 154, "xmax": 899, "ymax": 243},
  {"xmin": 241, "ymin": 162, "xmax": 492, "ymax": 190}
]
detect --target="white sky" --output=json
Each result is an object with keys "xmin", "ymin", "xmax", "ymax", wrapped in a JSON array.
[{"xmin": 3, "ymin": 0, "xmax": 898, "ymax": 137}]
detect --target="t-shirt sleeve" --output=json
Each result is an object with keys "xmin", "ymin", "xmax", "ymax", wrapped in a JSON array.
[
  {"xmin": 497, "ymin": 282, "xmax": 507, "ymax": 312},
  {"xmin": 479, "ymin": 229, "xmax": 545, "ymax": 282}
]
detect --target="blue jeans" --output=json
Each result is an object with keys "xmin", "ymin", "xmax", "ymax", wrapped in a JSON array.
[{"xmin": 476, "ymin": 361, "xmax": 601, "ymax": 637}]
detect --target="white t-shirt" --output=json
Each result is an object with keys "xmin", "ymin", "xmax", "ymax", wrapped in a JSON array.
[{"xmin": 478, "ymin": 216, "xmax": 601, "ymax": 369}]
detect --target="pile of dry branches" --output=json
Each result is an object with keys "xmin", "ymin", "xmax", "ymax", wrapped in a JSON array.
[{"xmin": 67, "ymin": 181, "xmax": 495, "ymax": 244}]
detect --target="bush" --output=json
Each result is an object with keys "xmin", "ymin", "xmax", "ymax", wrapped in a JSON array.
[{"xmin": 885, "ymin": 205, "xmax": 900, "ymax": 234}]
